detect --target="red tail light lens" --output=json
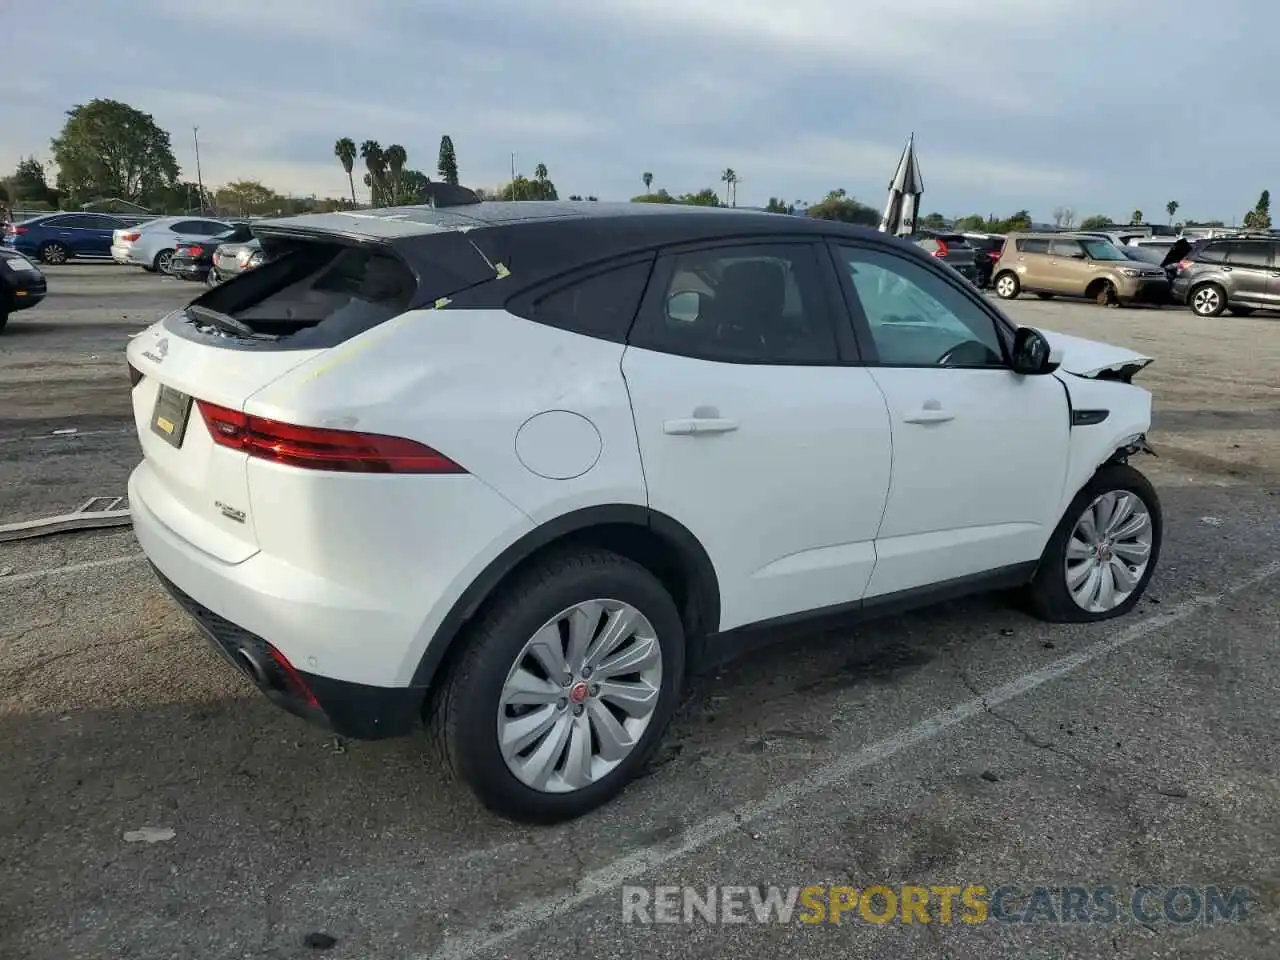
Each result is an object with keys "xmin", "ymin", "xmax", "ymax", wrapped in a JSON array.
[
  {"xmin": 989, "ymin": 249, "xmax": 1001, "ymax": 260},
  {"xmin": 1176, "ymin": 259, "xmax": 1194, "ymax": 271},
  {"xmin": 196, "ymin": 401, "xmax": 466, "ymax": 474},
  {"xmin": 121, "ymin": 232, "xmax": 141, "ymax": 242},
  {"xmin": 7, "ymin": 224, "xmax": 27, "ymax": 235},
  {"xmin": 128, "ymin": 361, "xmax": 144, "ymax": 388},
  {"xmin": 186, "ymin": 244, "xmax": 204, "ymax": 257},
  {"xmin": 933, "ymin": 239, "xmax": 949, "ymax": 257}
]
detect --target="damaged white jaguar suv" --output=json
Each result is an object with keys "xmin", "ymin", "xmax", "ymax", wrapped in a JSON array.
[{"xmin": 126, "ymin": 189, "xmax": 1162, "ymax": 822}]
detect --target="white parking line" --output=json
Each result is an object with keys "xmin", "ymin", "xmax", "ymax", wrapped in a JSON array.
[
  {"xmin": 0, "ymin": 553, "xmax": 146, "ymax": 586},
  {"xmin": 426, "ymin": 558, "xmax": 1280, "ymax": 960}
]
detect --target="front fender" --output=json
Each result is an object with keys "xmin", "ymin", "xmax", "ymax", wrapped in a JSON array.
[{"xmin": 1054, "ymin": 372, "xmax": 1153, "ymax": 517}]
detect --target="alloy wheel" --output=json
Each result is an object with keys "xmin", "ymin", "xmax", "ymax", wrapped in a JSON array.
[
  {"xmin": 42, "ymin": 243, "xmax": 68, "ymax": 265},
  {"xmin": 1192, "ymin": 287, "xmax": 1221, "ymax": 315},
  {"xmin": 156, "ymin": 251, "xmax": 173, "ymax": 273},
  {"xmin": 996, "ymin": 275, "xmax": 1017, "ymax": 298},
  {"xmin": 497, "ymin": 599, "xmax": 662, "ymax": 793},
  {"xmin": 1064, "ymin": 490, "xmax": 1153, "ymax": 613}
]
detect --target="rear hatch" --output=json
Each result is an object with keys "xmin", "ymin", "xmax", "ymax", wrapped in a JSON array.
[{"xmin": 126, "ymin": 222, "xmax": 500, "ymax": 563}]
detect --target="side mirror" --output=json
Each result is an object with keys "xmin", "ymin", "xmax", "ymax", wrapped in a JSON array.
[
  {"xmin": 667, "ymin": 290, "xmax": 703, "ymax": 323},
  {"xmin": 1011, "ymin": 326, "xmax": 1060, "ymax": 375}
]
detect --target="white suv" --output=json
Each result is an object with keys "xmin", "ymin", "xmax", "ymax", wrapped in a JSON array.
[{"xmin": 126, "ymin": 194, "xmax": 1163, "ymax": 823}]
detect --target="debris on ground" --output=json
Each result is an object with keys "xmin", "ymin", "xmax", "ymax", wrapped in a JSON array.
[
  {"xmin": 303, "ymin": 932, "xmax": 337, "ymax": 950},
  {"xmin": 123, "ymin": 827, "xmax": 176, "ymax": 844}
]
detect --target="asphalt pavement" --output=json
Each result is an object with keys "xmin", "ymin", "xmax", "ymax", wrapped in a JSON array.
[{"xmin": 2, "ymin": 265, "xmax": 1279, "ymax": 960}]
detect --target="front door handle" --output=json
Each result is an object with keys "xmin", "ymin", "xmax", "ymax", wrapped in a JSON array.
[
  {"xmin": 1220, "ymin": 266, "xmax": 1232, "ymax": 272},
  {"xmin": 903, "ymin": 399, "xmax": 954, "ymax": 424}
]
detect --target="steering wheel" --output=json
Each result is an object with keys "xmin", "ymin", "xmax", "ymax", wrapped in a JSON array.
[{"xmin": 936, "ymin": 340, "xmax": 991, "ymax": 367}]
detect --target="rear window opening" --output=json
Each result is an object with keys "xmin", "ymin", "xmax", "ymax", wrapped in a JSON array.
[{"xmin": 184, "ymin": 238, "xmax": 417, "ymax": 348}]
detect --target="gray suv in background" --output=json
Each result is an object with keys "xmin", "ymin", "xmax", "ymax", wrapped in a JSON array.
[
  {"xmin": 1172, "ymin": 235, "xmax": 1280, "ymax": 317},
  {"xmin": 908, "ymin": 230, "xmax": 979, "ymax": 285}
]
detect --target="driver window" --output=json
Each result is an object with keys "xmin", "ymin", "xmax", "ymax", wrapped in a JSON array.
[{"xmin": 835, "ymin": 245, "xmax": 1006, "ymax": 368}]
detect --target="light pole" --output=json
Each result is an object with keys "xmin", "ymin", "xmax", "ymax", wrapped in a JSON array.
[{"xmin": 193, "ymin": 127, "xmax": 205, "ymax": 213}]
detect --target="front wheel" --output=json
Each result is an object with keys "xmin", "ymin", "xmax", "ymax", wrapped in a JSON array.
[
  {"xmin": 994, "ymin": 272, "xmax": 1020, "ymax": 299},
  {"xmin": 1024, "ymin": 463, "xmax": 1162, "ymax": 623},
  {"xmin": 39, "ymin": 241, "xmax": 69, "ymax": 265},
  {"xmin": 205, "ymin": 268, "xmax": 221, "ymax": 287},
  {"xmin": 1094, "ymin": 280, "xmax": 1119, "ymax": 307},
  {"xmin": 430, "ymin": 547, "xmax": 686, "ymax": 823}
]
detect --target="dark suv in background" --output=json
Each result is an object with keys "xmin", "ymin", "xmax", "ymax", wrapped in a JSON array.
[
  {"xmin": 1172, "ymin": 235, "xmax": 1280, "ymax": 317},
  {"xmin": 908, "ymin": 230, "xmax": 978, "ymax": 284},
  {"xmin": 962, "ymin": 232, "xmax": 1006, "ymax": 288}
]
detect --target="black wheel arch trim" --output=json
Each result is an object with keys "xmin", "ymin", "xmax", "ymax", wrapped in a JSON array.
[{"xmin": 409, "ymin": 503, "xmax": 721, "ymax": 688}]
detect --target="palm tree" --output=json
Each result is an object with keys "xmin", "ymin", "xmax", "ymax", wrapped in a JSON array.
[
  {"xmin": 360, "ymin": 140, "xmax": 384, "ymax": 205},
  {"xmin": 642, "ymin": 171, "xmax": 653, "ymax": 193},
  {"xmin": 334, "ymin": 138, "xmax": 357, "ymax": 206},
  {"xmin": 534, "ymin": 163, "xmax": 548, "ymax": 182},
  {"xmin": 1166, "ymin": 200, "xmax": 1179, "ymax": 224},
  {"xmin": 1131, "ymin": 209, "xmax": 1143, "ymax": 225},
  {"xmin": 385, "ymin": 144, "xmax": 407, "ymax": 205},
  {"xmin": 721, "ymin": 168, "xmax": 738, "ymax": 206}
]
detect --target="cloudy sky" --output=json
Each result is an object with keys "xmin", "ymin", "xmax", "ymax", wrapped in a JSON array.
[{"xmin": 2, "ymin": 0, "xmax": 1273, "ymax": 223}]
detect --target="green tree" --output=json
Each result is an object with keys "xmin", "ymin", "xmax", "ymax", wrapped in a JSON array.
[
  {"xmin": 1131, "ymin": 209, "xmax": 1143, "ymax": 224},
  {"xmin": 1243, "ymin": 189, "xmax": 1271, "ymax": 230},
  {"xmin": 214, "ymin": 179, "xmax": 280, "ymax": 217},
  {"xmin": 534, "ymin": 163, "xmax": 549, "ymax": 183},
  {"xmin": 921, "ymin": 211, "xmax": 947, "ymax": 228},
  {"xmin": 6, "ymin": 157, "xmax": 58, "ymax": 207},
  {"xmin": 806, "ymin": 189, "xmax": 878, "ymax": 226},
  {"xmin": 764, "ymin": 197, "xmax": 795, "ymax": 214},
  {"xmin": 1079, "ymin": 214, "xmax": 1111, "ymax": 230},
  {"xmin": 334, "ymin": 138, "xmax": 358, "ymax": 206},
  {"xmin": 360, "ymin": 140, "xmax": 386, "ymax": 205},
  {"xmin": 501, "ymin": 167, "xmax": 558, "ymax": 201},
  {"xmin": 436, "ymin": 135, "xmax": 459, "ymax": 186},
  {"xmin": 632, "ymin": 188, "xmax": 675, "ymax": 204},
  {"xmin": 642, "ymin": 171, "xmax": 653, "ymax": 193},
  {"xmin": 1166, "ymin": 200, "xmax": 1179, "ymax": 224},
  {"xmin": 720, "ymin": 167, "xmax": 738, "ymax": 206},
  {"xmin": 49, "ymin": 99, "xmax": 179, "ymax": 206},
  {"xmin": 400, "ymin": 169, "xmax": 432, "ymax": 203},
  {"xmin": 677, "ymin": 187, "xmax": 722, "ymax": 207},
  {"xmin": 385, "ymin": 144, "xmax": 407, "ymax": 204},
  {"xmin": 953, "ymin": 213, "xmax": 988, "ymax": 231}
]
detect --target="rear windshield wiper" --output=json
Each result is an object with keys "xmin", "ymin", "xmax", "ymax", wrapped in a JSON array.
[{"xmin": 186, "ymin": 305, "xmax": 277, "ymax": 340}]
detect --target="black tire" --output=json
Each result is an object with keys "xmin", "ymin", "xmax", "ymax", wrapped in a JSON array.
[
  {"xmin": 206, "ymin": 268, "xmax": 221, "ymax": 287},
  {"xmin": 153, "ymin": 249, "xmax": 175, "ymax": 274},
  {"xmin": 39, "ymin": 241, "xmax": 69, "ymax": 265},
  {"xmin": 0, "ymin": 307, "xmax": 8, "ymax": 333},
  {"xmin": 429, "ymin": 547, "xmax": 686, "ymax": 824},
  {"xmin": 1228, "ymin": 306, "xmax": 1254, "ymax": 317},
  {"xmin": 993, "ymin": 272, "xmax": 1020, "ymax": 299},
  {"xmin": 1024, "ymin": 463, "xmax": 1162, "ymax": 623},
  {"xmin": 1189, "ymin": 282, "xmax": 1226, "ymax": 317},
  {"xmin": 1036, "ymin": 293, "xmax": 1054, "ymax": 300}
]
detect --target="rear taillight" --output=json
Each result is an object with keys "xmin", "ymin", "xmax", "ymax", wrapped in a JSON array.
[
  {"xmin": 128, "ymin": 361, "xmax": 144, "ymax": 388},
  {"xmin": 1176, "ymin": 259, "xmax": 1194, "ymax": 272},
  {"xmin": 186, "ymin": 244, "xmax": 204, "ymax": 257},
  {"xmin": 121, "ymin": 232, "xmax": 141, "ymax": 242},
  {"xmin": 933, "ymin": 239, "xmax": 949, "ymax": 257},
  {"xmin": 7, "ymin": 224, "xmax": 27, "ymax": 236},
  {"xmin": 989, "ymin": 249, "xmax": 1001, "ymax": 260},
  {"xmin": 195, "ymin": 401, "xmax": 466, "ymax": 474}
]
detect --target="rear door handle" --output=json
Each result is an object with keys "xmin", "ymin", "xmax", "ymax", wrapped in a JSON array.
[
  {"xmin": 1220, "ymin": 266, "xmax": 1232, "ymax": 272},
  {"xmin": 663, "ymin": 406, "xmax": 739, "ymax": 435},
  {"xmin": 903, "ymin": 400, "xmax": 954, "ymax": 424}
]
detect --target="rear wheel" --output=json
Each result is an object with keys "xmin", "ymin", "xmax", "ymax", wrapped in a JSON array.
[
  {"xmin": 39, "ymin": 241, "xmax": 69, "ymax": 265},
  {"xmin": 1025, "ymin": 463, "xmax": 1162, "ymax": 623},
  {"xmin": 153, "ymin": 249, "xmax": 175, "ymax": 274},
  {"xmin": 1190, "ymin": 283, "xmax": 1226, "ymax": 317},
  {"xmin": 430, "ymin": 547, "xmax": 685, "ymax": 823},
  {"xmin": 994, "ymin": 272, "xmax": 1020, "ymax": 299}
]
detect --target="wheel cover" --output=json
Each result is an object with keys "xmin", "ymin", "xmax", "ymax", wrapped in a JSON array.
[
  {"xmin": 45, "ymin": 244, "xmax": 67, "ymax": 264},
  {"xmin": 1192, "ymin": 287, "xmax": 1219, "ymax": 314},
  {"xmin": 996, "ymin": 276, "xmax": 1015, "ymax": 296},
  {"xmin": 497, "ymin": 599, "xmax": 662, "ymax": 793},
  {"xmin": 157, "ymin": 251, "xmax": 173, "ymax": 271},
  {"xmin": 1065, "ymin": 491, "xmax": 1153, "ymax": 613}
]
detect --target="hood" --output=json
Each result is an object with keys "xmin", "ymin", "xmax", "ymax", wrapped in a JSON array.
[{"xmin": 1038, "ymin": 329, "xmax": 1154, "ymax": 380}]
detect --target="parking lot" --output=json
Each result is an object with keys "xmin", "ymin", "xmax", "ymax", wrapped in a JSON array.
[{"xmin": 3, "ymin": 264, "xmax": 1279, "ymax": 959}]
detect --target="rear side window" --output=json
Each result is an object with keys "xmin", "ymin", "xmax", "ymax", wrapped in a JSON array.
[
  {"xmin": 1017, "ymin": 238, "xmax": 1051, "ymax": 254},
  {"xmin": 1195, "ymin": 243, "xmax": 1227, "ymax": 263},
  {"xmin": 1223, "ymin": 241, "xmax": 1273, "ymax": 268},
  {"xmin": 515, "ymin": 258, "xmax": 654, "ymax": 342}
]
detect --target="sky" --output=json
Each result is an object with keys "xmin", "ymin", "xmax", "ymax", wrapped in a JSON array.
[{"xmin": 1, "ymin": 0, "xmax": 1274, "ymax": 224}]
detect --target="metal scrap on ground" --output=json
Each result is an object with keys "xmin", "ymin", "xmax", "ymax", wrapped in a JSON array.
[{"xmin": 0, "ymin": 496, "xmax": 132, "ymax": 542}]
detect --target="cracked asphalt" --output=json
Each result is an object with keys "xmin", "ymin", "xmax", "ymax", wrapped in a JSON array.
[{"xmin": 2, "ymin": 265, "xmax": 1280, "ymax": 959}]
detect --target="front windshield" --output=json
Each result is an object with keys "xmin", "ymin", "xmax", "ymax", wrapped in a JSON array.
[{"xmin": 1081, "ymin": 239, "xmax": 1129, "ymax": 261}]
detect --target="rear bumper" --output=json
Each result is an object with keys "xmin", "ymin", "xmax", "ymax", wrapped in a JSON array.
[
  {"xmin": 152, "ymin": 565, "xmax": 424, "ymax": 739},
  {"xmin": 169, "ymin": 258, "xmax": 210, "ymax": 280},
  {"xmin": 111, "ymin": 244, "xmax": 144, "ymax": 265},
  {"xmin": 1170, "ymin": 277, "xmax": 1194, "ymax": 303}
]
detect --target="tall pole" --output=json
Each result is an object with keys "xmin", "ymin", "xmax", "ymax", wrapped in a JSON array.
[
  {"xmin": 193, "ymin": 127, "xmax": 205, "ymax": 213},
  {"xmin": 510, "ymin": 152, "xmax": 517, "ymax": 199}
]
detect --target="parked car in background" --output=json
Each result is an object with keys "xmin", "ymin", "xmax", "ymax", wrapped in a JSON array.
[
  {"xmin": 169, "ymin": 223, "xmax": 254, "ymax": 283},
  {"xmin": 992, "ymin": 233, "xmax": 1169, "ymax": 306},
  {"xmin": 111, "ymin": 216, "xmax": 232, "ymax": 273},
  {"xmin": 1120, "ymin": 238, "xmax": 1190, "ymax": 285},
  {"xmin": 3, "ymin": 212, "xmax": 128, "ymax": 264},
  {"xmin": 126, "ymin": 197, "xmax": 1163, "ymax": 822},
  {"xmin": 208, "ymin": 237, "xmax": 264, "ymax": 285},
  {"xmin": 908, "ymin": 230, "xmax": 979, "ymax": 284},
  {"xmin": 0, "ymin": 248, "xmax": 48, "ymax": 332},
  {"xmin": 1171, "ymin": 235, "xmax": 1280, "ymax": 317},
  {"xmin": 962, "ymin": 232, "xmax": 1006, "ymax": 288}
]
